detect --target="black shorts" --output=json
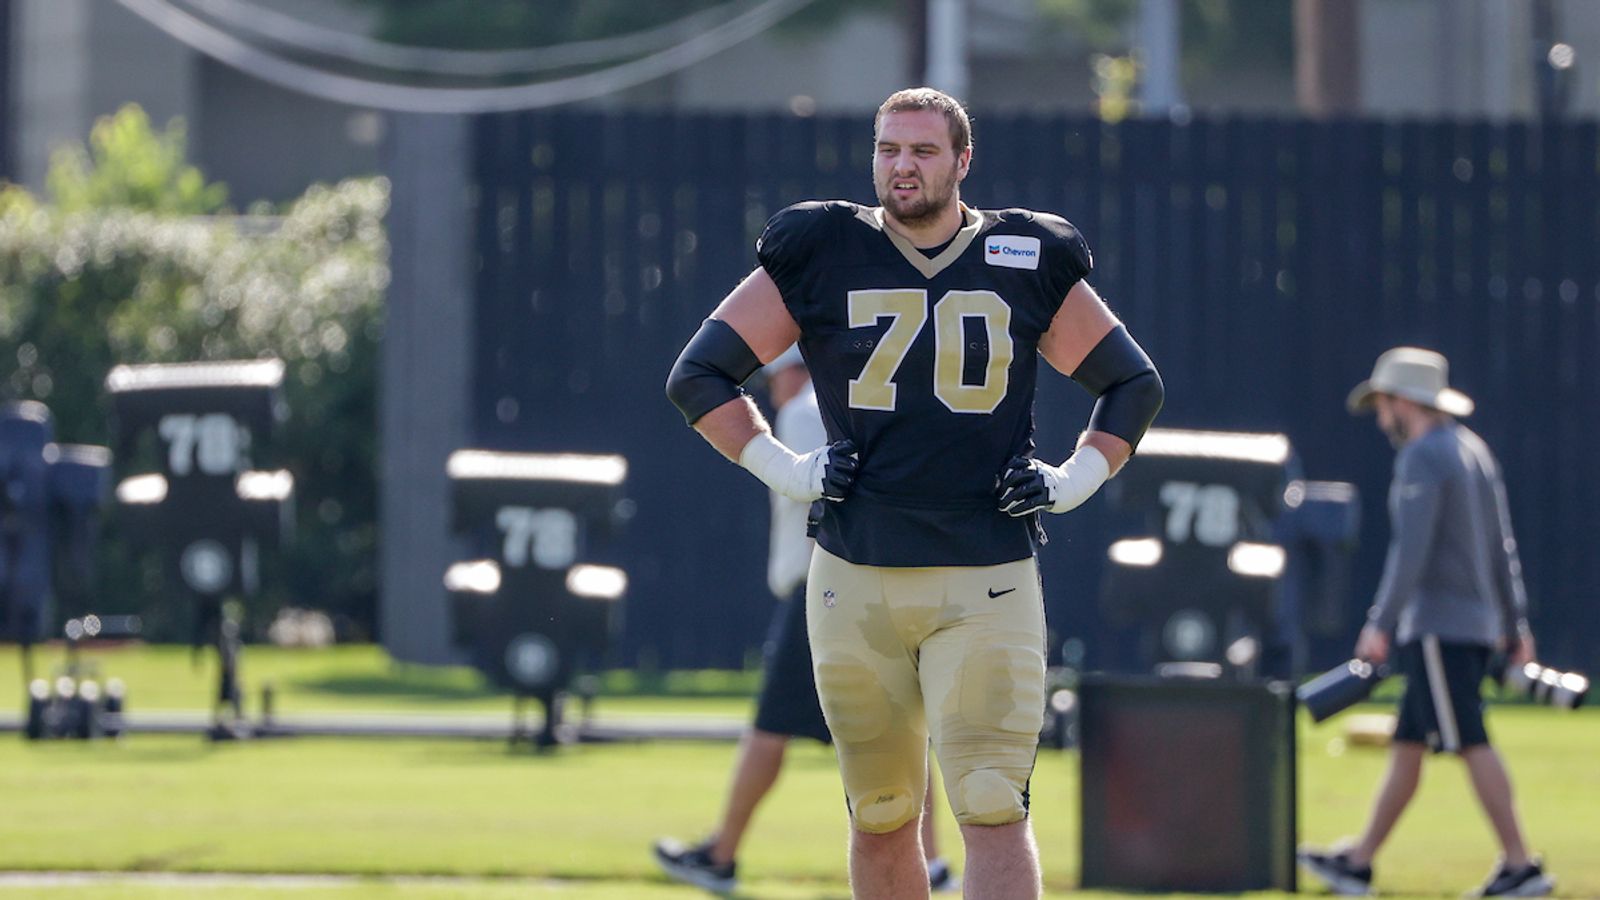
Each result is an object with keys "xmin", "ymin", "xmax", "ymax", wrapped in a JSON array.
[
  {"xmin": 1393, "ymin": 636, "xmax": 1490, "ymax": 754},
  {"xmin": 752, "ymin": 583, "xmax": 832, "ymax": 744}
]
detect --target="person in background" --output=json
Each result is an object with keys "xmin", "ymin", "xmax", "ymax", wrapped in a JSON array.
[{"xmin": 1298, "ymin": 347, "xmax": 1553, "ymax": 898}]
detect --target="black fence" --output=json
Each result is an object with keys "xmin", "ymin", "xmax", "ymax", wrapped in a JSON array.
[{"xmin": 471, "ymin": 110, "xmax": 1600, "ymax": 675}]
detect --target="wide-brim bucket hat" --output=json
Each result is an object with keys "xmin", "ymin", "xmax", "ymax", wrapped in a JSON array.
[{"xmin": 1347, "ymin": 346, "xmax": 1474, "ymax": 417}]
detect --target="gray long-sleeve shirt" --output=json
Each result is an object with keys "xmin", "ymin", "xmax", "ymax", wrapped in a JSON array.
[{"xmin": 1367, "ymin": 422, "xmax": 1531, "ymax": 646}]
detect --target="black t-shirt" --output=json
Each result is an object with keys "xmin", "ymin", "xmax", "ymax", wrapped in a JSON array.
[{"xmin": 756, "ymin": 200, "xmax": 1093, "ymax": 566}]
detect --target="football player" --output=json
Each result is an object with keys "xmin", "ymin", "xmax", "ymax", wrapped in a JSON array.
[{"xmin": 667, "ymin": 87, "xmax": 1162, "ymax": 900}]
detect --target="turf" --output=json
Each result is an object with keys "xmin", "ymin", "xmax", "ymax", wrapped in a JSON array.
[{"xmin": 0, "ymin": 644, "xmax": 1595, "ymax": 899}]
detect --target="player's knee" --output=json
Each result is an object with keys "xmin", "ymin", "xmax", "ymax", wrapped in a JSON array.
[
  {"xmin": 850, "ymin": 784, "xmax": 920, "ymax": 834},
  {"xmin": 813, "ymin": 657, "xmax": 888, "ymax": 743},
  {"xmin": 950, "ymin": 769, "xmax": 1028, "ymax": 826}
]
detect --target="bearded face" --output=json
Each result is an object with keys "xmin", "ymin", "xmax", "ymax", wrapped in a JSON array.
[
  {"xmin": 876, "ymin": 153, "xmax": 960, "ymax": 225},
  {"xmin": 873, "ymin": 109, "xmax": 969, "ymax": 230},
  {"xmin": 1374, "ymin": 395, "xmax": 1402, "ymax": 447}
]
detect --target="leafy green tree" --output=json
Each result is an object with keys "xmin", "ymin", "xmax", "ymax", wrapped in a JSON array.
[
  {"xmin": 1036, "ymin": 0, "xmax": 1140, "ymax": 51},
  {"xmin": 44, "ymin": 104, "xmax": 228, "ymax": 215},
  {"xmin": 1039, "ymin": 0, "xmax": 1293, "ymax": 84}
]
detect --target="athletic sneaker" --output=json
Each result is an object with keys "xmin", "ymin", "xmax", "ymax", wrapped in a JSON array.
[
  {"xmin": 928, "ymin": 856, "xmax": 960, "ymax": 892},
  {"xmin": 1470, "ymin": 857, "xmax": 1555, "ymax": 898},
  {"xmin": 652, "ymin": 836, "xmax": 737, "ymax": 895},
  {"xmin": 1297, "ymin": 846, "xmax": 1374, "ymax": 896}
]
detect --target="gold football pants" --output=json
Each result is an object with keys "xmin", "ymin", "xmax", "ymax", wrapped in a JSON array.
[{"xmin": 806, "ymin": 546, "xmax": 1046, "ymax": 833}]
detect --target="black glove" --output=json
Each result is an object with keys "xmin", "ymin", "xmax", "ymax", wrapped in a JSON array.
[
  {"xmin": 820, "ymin": 439, "xmax": 859, "ymax": 502},
  {"xmin": 996, "ymin": 448, "xmax": 1111, "ymax": 517},
  {"xmin": 996, "ymin": 455, "xmax": 1052, "ymax": 517}
]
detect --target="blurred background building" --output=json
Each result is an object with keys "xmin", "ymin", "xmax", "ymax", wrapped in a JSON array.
[{"xmin": 4, "ymin": 0, "xmax": 1597, "ymax": 201}]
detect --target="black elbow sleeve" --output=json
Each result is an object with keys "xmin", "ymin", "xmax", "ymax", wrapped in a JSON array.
[
  {"xmin": 1073, "ymin": 325, "xmax": 1164, "ymax": 449},
  {"xmin": 665, "ymin": 318, "xmax": 764, "ymax": 425},
  {"xmin": 1088, "ymin": 369, "xmax": 1164, "ymax": 449}
]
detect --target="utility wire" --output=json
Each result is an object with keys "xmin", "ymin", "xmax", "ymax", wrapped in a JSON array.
[
  {"xmin": 175, "ymin": 0, "xmax": 759, "ymax": 78},
  {"xmin": 115, "ymin": 0, "xmax": 817, "ymax": 113}
]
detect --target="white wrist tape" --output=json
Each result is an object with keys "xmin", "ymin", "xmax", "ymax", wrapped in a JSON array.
[
  {"xmin": 738, "ymin": 432, "xmax": 824, "ymax": 503},
  {"xmin": 1046, "ymin": 445, "xmax": 1110, "ymax": 513}
]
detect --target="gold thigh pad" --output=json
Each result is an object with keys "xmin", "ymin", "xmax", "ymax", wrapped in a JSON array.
[{"xmin": 919, "ymin": 557, "xmax": 1046, "ymax": 826}]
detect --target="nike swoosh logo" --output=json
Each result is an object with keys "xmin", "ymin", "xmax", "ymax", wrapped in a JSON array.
[{"xmin": 987, "ymin": 587, "xmax": 1016, "ymax": 598}]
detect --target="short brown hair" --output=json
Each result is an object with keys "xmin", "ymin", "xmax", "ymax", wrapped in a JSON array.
[{"xmin": 875, "ymin": 87, "xmax": 972, "ymax": 155}]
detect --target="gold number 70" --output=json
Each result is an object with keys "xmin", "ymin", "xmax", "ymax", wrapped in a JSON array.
[{"xmin": 846, "ymin": 289, "xmax": 1014, "ymax": 414}]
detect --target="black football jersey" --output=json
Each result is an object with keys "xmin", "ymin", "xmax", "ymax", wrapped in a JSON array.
[{"xmin": 756, "ymin": 200, "xmax": 1093, "ymax": 567}]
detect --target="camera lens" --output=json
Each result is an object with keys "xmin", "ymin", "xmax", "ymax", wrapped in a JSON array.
[
  {"xmin": 1551, "ymin": 670, "xmax": 1589, "ymax": 710},
  {"xmin": 1503, "ymin": 660, "xmax": 1590, "ymax": 710}
]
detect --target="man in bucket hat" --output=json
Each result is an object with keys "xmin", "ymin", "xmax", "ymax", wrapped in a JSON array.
[{"xmin": 1298, "ymin": 347, "xmax": 1554, "ymax": 897}]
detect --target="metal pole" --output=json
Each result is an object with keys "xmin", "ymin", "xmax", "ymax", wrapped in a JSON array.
[
  {"xmin": 1138, "ymin": 0, "xmax": 1182, "ymax": 114},
  {"xmin": 380, "ymin": 113, "xmax": 473, "ymax": 665},
  {"xmin": 925, "ymin": 0, "xmax": 967, "ymax": 100},
  {"xmin": 1293, "ymin": 0, "xmax": 1360, "ymax": 118},
  {"xmin": 1481, "ymin": 0, "xmax": 1515, "ymax": 119},
  {"xmin": 0, "ymin": 0, "xmax": 12, "ymax": 180}
]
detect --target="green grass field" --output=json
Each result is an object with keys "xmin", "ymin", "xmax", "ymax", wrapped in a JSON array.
[{"xmin": 0, "ymin": 643, "xmax": 1595, "ymax": 899}]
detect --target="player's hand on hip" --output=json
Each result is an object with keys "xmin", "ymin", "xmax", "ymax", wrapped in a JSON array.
[
  {"xmin": 815, "ymin": 439, "xmax": 859, "ymax": 502},
  {"xmin": 741, "ymin": 433, "xmax": 858, "ymax": 503},
  {"xmin": 996, "ymin": 446, "xmax": 1110, "ymax": 516}
]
